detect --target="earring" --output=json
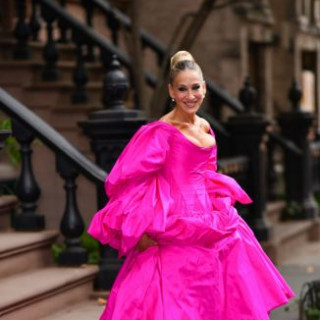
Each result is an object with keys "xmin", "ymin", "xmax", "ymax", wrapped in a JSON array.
[{"xmin": 172, "ymin": 98, "xmax": 175, "ymax": 102}]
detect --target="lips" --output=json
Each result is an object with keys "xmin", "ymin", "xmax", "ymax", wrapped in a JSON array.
[{"xmin": 185, "ymin": 101, "xmax": 198, "ymax": 108}]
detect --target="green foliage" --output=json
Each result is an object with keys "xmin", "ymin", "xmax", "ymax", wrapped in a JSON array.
[
  {"xmin": 51, "ymin": 232, "xmax": 100, "ymax": 264},
  {"xmin": 51, "ymin": 242, "xmax": 66, "ymax": 264},
  {"xmin": 305, "ymin": 307, "xmax": 320, "ymax": 320},
  {"xmin": 281, "ymin": 201, "xmax": 304, "ymax": 220},
  {"xmin": 81, "ymin": 232, "xmax": 100, "ymax": 264},
  {"xmin": 0, "ymin": 118, "xmax": 21, "ymax": 166}
]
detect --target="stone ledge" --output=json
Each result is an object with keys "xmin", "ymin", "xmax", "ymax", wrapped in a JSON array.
[{"xmin": 0, "ymin": 265, "xmax": 98, "ymax": 319}]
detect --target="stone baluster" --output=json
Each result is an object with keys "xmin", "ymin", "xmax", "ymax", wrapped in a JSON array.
[
  {"xmin": 11, "ymin": 119, "xmax": 44, "ymax": 231},
  {"xmin": 56, "ymin": 155, "xmax": 88, "ymax": 265}
]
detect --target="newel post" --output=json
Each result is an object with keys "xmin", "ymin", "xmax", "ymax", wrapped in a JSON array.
[
  {"xmin": 79, "ymin": 55, "xmax": 146, "ymax": 290},
  {"xmin": 278, "ymin": 80, "xmax": 318, "ymax": 220},
  {"xmin": 226, "ymin": 77, "xmax": 272, "ymax": 241}
]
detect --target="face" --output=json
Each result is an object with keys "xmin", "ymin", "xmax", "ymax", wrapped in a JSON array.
[{"xmin": 169, "ymin": 69, "xmax": 206, "ymax": 115}]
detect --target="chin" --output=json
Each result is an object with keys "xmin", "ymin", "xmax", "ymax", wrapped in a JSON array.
[{"xmin": 182, "ymin": 107, "xmax": 200, "ymax": 114}]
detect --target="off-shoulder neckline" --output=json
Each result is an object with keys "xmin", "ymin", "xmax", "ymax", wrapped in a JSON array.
[{"xmin": 154, "ymin": 120, "xmax": 216, "ymax": 150}]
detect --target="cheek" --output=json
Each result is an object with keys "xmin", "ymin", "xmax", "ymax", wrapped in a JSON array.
[{"xmin": 194, "ymin": 91, "xmax": 204, "ymax": 99}]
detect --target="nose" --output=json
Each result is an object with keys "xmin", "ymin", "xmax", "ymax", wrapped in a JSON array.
[{"xmin": 185, "ymin": 90, "xmax": 195, "ymax": 99}]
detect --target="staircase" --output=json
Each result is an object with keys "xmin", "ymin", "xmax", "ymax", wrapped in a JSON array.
[
  {"xmin": 0, "ymin": 192, "xmax": 103, "ymax": 320},
  {"xmin": 263, "ymin": 201, "xmax": 320, "ymax": 265}
]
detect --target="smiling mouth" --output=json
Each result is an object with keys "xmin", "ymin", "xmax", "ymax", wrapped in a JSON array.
[{"xmin": 185, "ymin": 103, "xmax": 197, "ymax": 108}]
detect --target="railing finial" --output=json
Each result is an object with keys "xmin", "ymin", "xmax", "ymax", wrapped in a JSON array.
[
  {"xmin": 102, "ymin": 55, "xmax": 129, "ymax": 110},
  {"xmin": 288, "ymin": 79, "xmax": 302, "ymax": 111},
  {"xmin": 238, "ymin": 76, "xmax": 257, "ymax": 114}
]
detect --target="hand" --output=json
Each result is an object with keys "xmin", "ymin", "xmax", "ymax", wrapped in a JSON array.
[{"xmin": 135, "ymin": 234, "xmax": 158, "ymax": 252}]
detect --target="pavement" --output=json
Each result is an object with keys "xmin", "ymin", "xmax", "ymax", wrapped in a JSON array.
[{"xmin": 270, "ymin": 241, "xmax": 320, "ymax": 320}]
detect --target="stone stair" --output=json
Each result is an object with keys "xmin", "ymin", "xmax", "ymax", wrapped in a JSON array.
[
  {"xmin": 0, "ymin": 228, "xmax": 99, "ymax": 320},
  {"xmin": 263, "ymin": 200, "xmax": 320, "ymax": 265},
  {"xmin": 38, "ymin": 300, "xmax": 104, "ymax": 320}
]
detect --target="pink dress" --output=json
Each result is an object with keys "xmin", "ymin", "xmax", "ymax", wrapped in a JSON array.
[{"xmin": 88, "ymin": 120, "xmax": 295, "ymax": 320}]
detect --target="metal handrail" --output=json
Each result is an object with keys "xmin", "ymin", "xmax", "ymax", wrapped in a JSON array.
[{"xmin": 0, "ymin": 87, "xmax": 106, "ymax": 183}]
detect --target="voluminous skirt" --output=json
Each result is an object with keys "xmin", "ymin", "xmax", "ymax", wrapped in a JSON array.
[{"xmin": 88, "ymin": 122, "xmax": 295, "ymax": 320}]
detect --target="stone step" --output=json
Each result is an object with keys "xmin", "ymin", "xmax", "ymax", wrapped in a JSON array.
[
  {"xmin": 266, "ymin": 200, "xmax": 286, "ymax": 225},
  {"xmin": 0, "ymin": 265, "xmax": 98, "ymax": 320},
  {"xmin": 261, "ymin": 219, "xmax": 320, "ymax": 265},
  {"xmin": 0, "ymin": 60, "xmax": 106, "ymax": 85},
  {"xmin": 0, "ymin": 39, "xmax": 78, "ymax": 62},
  {"xmin": 0, "ymin": 230, "xmax": 59, "ymax": 278},
  {"xmin": 24, "ymin": 81, "xmax": 103, "ymax": 108},
  {"xmin": 0, "ymin": 195, "xmax": 18, "ymax": 231},
  {"xmin": 38, "ymin": 299, "xmax": 105, "ymax": 320}
]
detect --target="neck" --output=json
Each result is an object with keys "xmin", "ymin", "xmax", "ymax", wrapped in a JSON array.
[{"xmin": 172, "ymin": 108, "xmax": 197, "ymax": 124}]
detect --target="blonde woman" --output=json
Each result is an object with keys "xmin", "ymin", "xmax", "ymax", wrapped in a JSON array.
[{"xmin": 89, "ymin": 51, "xmax": 295, "ymax": 320}]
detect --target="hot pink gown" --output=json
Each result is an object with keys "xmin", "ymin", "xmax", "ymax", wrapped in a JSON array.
[{"xmin": 88, "ymin": 120, "xmax": 295, "ymax": 320}]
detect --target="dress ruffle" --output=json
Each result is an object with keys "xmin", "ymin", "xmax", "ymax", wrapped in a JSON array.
[
  {"xmin": 88, "ymin": 174, "xmax": 172, "ymax": 257},
  {"xmin": 88, "ymin": 123, "xmax": 172, "ymax": 257}
]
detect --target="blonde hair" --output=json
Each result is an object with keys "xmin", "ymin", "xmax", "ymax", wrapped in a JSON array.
[
  {"xmin": 169, "ymin": 50, "xmax": 203, "ymax": 84},
  {"xmin": 170, "ymin": 51, "xmax": 195, "ymax": 69}
]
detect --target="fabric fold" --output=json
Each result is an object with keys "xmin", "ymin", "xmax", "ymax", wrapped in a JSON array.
[
  {"xmin": 204, "ymin": 170, "xmax": 252, "ymax": 205},
  {"xmin": 88, "ymin": 123, "xmax": 172, "ymax": 257}
]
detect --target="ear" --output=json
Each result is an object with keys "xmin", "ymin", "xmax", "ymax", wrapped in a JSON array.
[{"xmin": 168, "ymin": 83, "xmax": 174, "ymax": 99}]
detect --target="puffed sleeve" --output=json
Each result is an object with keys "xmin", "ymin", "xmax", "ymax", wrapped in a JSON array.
[
  {"xmin": 88, "ymin": 122, "xmax": 172, "ymax": 257},
  {"xmin": 204, "ymin": 129, "xmax": 252, "ymax": 206}
]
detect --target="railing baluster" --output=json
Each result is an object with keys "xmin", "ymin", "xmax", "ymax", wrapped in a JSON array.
[
  {"xmin": 11, "ymin": 118, "xmax": 45, "ymax": 231},
  {"xmin": 267, "ymin": 137, "xmax": 278, "ymax": 201},
  {"xmin": 29, "ymin": 0, "xmax": 41, "ymax": 42},
  {"xmin": 13, "ymin": 0, "xmax": 31, "ymax": 59},
  {"xmin": 72, "ymin": 30, "xmax": 89, "ymax": 103},
  {"xmin": 56, "ymin": 155, "xmax": 87, "ymax": 266},
  {"xmin": 40, "ymin": 3, "xmax": 60, "ymax": 81},
  {"xmin": 58, "ymin": 0, "xmax": 69, "ymax": 43},
  {"xmin": 81, "ymin": 0, "xmax": 95, "ymax": 61},
  {"xmin": 105, "ymin": 10, "xmax": 120, "ymax": 46}
]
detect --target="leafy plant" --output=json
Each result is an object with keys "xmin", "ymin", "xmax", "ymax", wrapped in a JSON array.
[
  {"xmin": 281, "ymin": 201, "xmax": 304, "ymax": 220},
  {"xmin": 0, "ymin": 118, "xmax": 20, "ymax": 166},
  {"xmin": 305, "ymin": 307, "xmax": 320, "ymax": 320},
  {"xmin": 51, "ymin": 232, "xmax": 100, "ymax": 264}
]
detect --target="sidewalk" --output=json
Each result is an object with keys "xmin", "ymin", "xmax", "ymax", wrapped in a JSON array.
[{"xmin": 270, "ymin": 241, "xmax": 320, "ymax": 320}]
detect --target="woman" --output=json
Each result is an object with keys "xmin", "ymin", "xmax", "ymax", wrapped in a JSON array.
[{"xmin": 88, "ymin": 51, "xmax": 295, "ymax": 320}]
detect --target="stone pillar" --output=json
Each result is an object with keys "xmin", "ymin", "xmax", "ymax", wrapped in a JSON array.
[
  {"xmin": 278, "ymin": 80, "xmax": 318, "ymax": 219},
  {"xmin": 226, "ymin": 77, "xmax": 272, "ymax": 241},
  {"xmin": 79, "ymin": 55, "xmax": 146, "ymax": 290}
]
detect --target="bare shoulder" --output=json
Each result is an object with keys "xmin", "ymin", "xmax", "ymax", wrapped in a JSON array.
[
  {"xmin": 159, "ymin": 112, "xmax": 174, "ymax": 123},
  {"xmin": 198, "ymin": 117, "xmax": 210, "ymax": 133}
]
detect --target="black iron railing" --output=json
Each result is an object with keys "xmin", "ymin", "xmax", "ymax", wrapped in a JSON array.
[{"xmin": 0, "ymin": 86, "xmax": 106, "ymax": 265}]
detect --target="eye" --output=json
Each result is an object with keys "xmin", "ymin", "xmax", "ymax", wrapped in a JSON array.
[
  {"xmin": 192, "ymin": 84, "xmax": 201, "ymax": 91},
  {"xmin": 178, "ymin": 87, "xmax": 187, "ymax": 92}
]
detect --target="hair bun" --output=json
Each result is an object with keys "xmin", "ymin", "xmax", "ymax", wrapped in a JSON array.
[{"xmin": 170, "ymin": 51, "xmax": 195, "ymax": 69}]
